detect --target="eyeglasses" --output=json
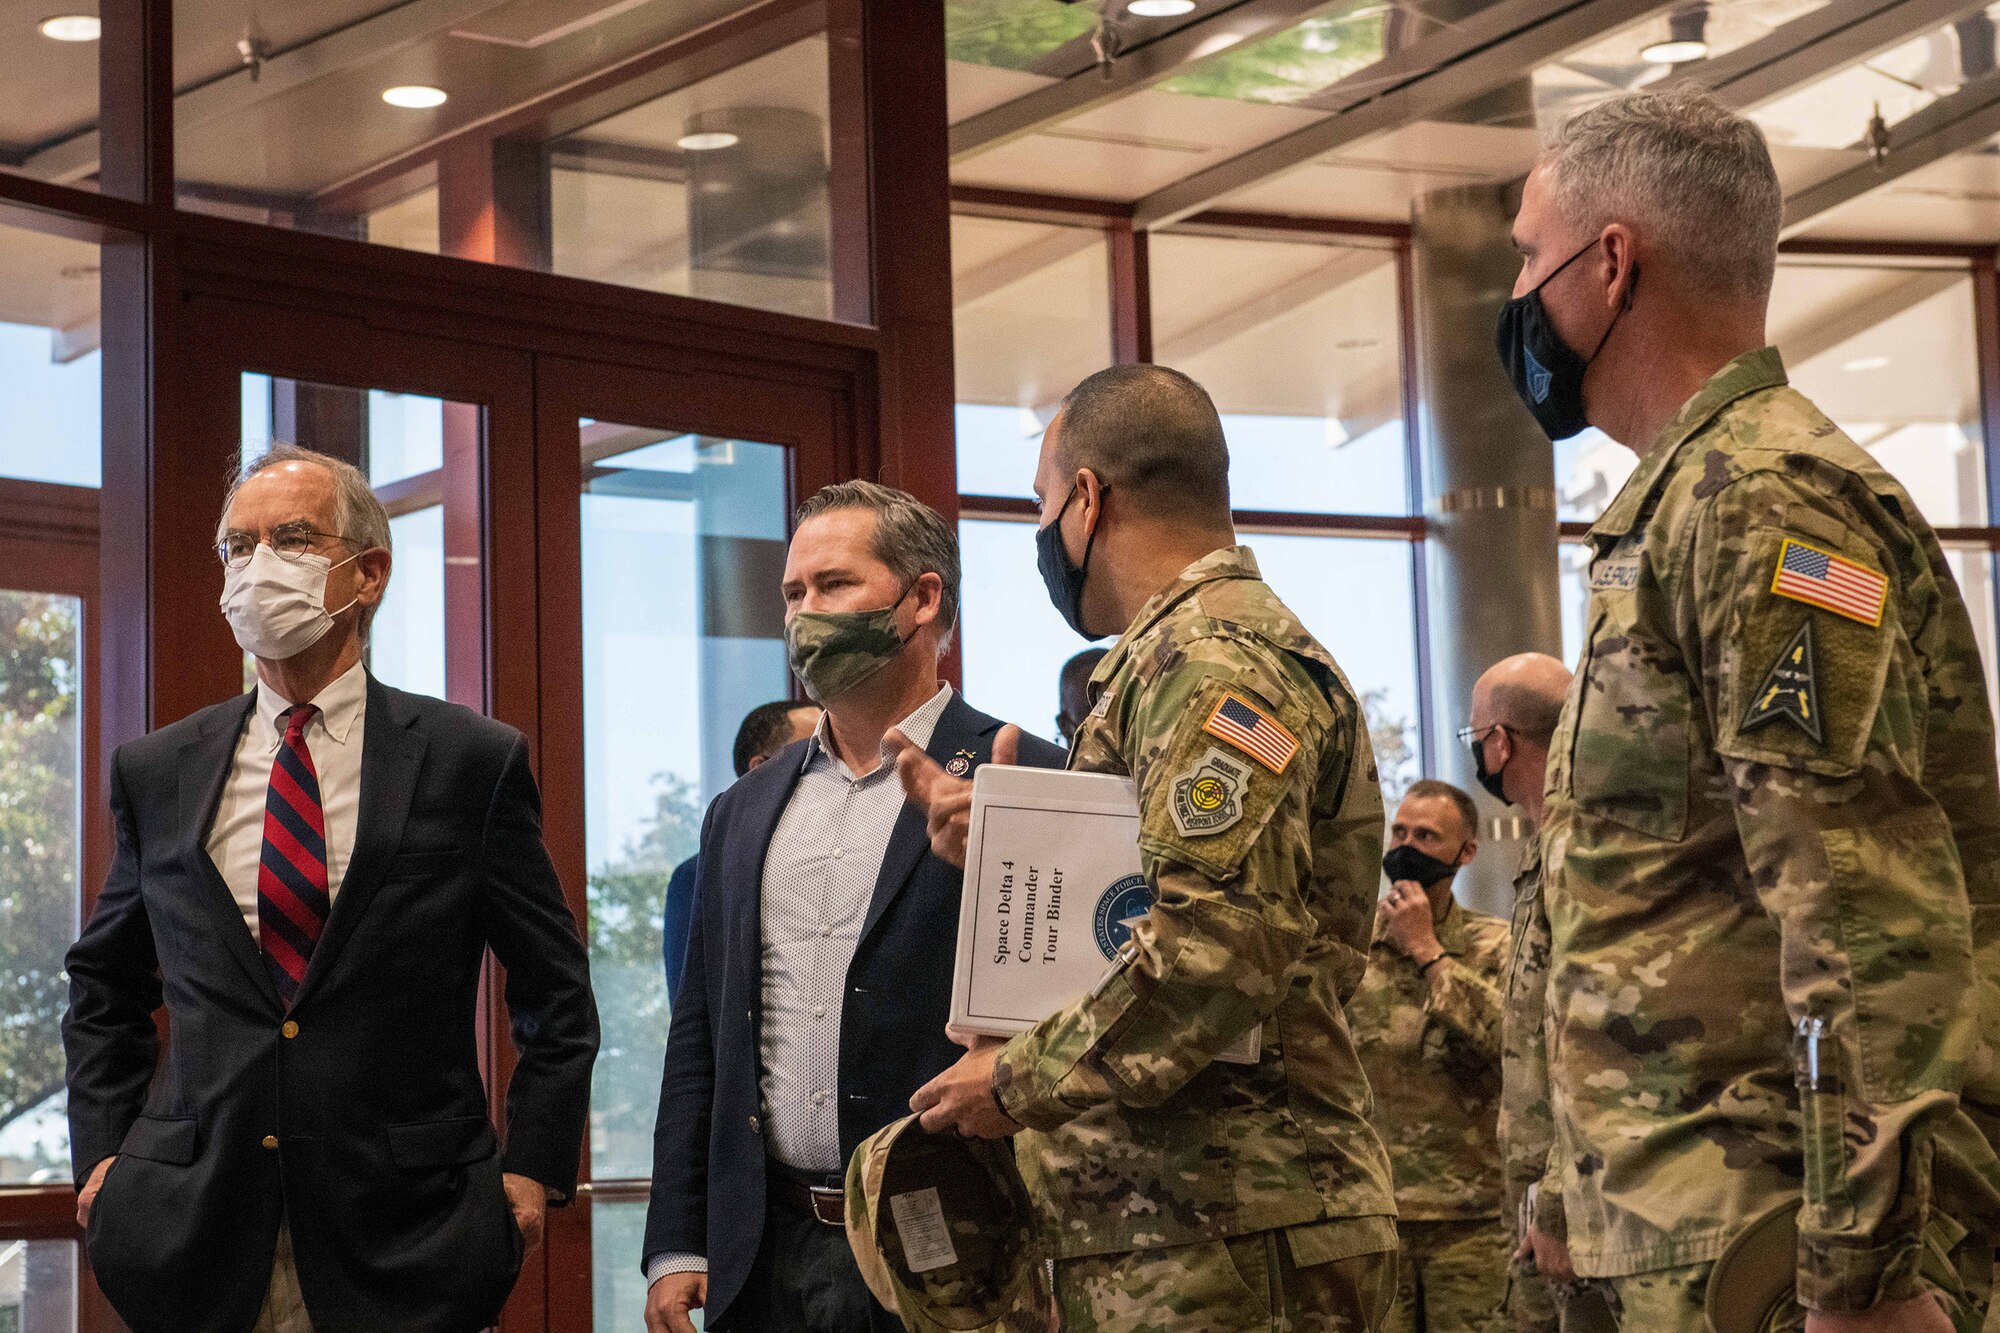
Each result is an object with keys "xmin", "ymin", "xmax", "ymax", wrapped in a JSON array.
[
  {"xmin": 215, "ymin": 524, "xmax": 357, "ymax": 569},
  {"xmin": 1454, "ymin": 723, "xmax": 1506, "ymax": 746}
]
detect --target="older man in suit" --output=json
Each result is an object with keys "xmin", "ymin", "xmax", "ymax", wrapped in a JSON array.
[
  {"xmin": 642, "ymin": 480, "xmax": 1064, "ymax": 1333},
  {"xmin": 64, "ymin": 444, "xmax": 599, "ymax": 1333}
]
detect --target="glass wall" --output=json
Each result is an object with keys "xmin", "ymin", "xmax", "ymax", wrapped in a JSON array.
[
  {"xmin": 951, "ymin": 215, "xmax": 1113, "ymax": 499},
  {"xmin": 170, "ymin": 3, "xmax": 850, "ymax": 322},
  {"xmin": 0, "ymin": 590, "xmax": 81, "ymax": 1189},
  {"xmin": 0, "ymin": 227, "xmax": 101, "ymax": 488},
  {"xmin": 1, "ymin": 8, "xmax": 101, "ymax": 195},
  {"xmin": 576, "ymin": 423, "xmax": 791, "ymax": 1326}
]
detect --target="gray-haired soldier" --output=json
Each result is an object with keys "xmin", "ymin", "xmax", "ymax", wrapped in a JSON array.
[{"xmin": 1505, "ymin": 86, "xmax": 2000, "ymax": 1333}]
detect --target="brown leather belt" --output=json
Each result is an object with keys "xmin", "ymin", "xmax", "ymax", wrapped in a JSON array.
[{"xmin": 772, "ymin": 1169, "xmax": 846, "ymax": 1227}]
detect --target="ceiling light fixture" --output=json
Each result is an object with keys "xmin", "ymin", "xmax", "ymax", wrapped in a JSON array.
[
  {"xmin": 1128, "ymin": 0, "xmax": 1198, "ymax": 16},
  {"xmin": 1842, "ymin": 355, "xmax": 1891, "ymax": 372},
  {"xmin": 1640, "ymin": 38, "xmax": 1708, "ymax": 62},
  {"xmin": 38, "ymin": 14, "xmax": 101, "ymax": 41},
  {"xmin": 676, "ymin": 131, "xmax": 740, "ymax": 151},
  {"xmin": 381, "ymin": 85, "xmax": 448, "ymax": 109}
]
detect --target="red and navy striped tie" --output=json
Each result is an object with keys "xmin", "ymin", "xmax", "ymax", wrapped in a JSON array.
[{"xmin": 258, "ymin": 704, "xmax": 330, "ymax": 1006}]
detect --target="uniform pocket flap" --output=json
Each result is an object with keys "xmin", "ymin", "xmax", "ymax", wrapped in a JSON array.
[
  {"xmin": 120, "ymin": 1114, "xmax": 198, "ymax": 1165},
  {"xmin": 386, "ymin": 1115, "xmax": 497, "ymax": 1169}
]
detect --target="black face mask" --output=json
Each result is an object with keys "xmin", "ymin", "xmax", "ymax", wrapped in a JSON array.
[
  {"xmin": 1495, "ymin": 237, "xmax": 1634, "ymax": 442},
  {"xmin": 1382, "ymin": 843, "xmax": 1464, "ymax": 889},
  {"xmin": 1036, "ymin": 481, "xmax": 1104, "ymax": 639},
  {"xmin": 1471, "ymin": 726, "xmax": 1510, "ymax": 805}
]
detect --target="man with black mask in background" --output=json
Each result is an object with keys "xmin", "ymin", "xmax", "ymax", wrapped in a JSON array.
[{"xmin": 1346, "ymin": 779, "xmax": 1513, "ymax": 1333}]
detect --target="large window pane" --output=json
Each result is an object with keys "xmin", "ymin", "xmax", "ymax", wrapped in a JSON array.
[
  {"xmin": 1251, "ymin": 534, "xmax": 1421, "ymax": 797},
  {"xmin": 1, "ymin": 5, "xmax": 100, "ymax": 195},
  {"xmin": 1773, "ymin": 261, "xmax": 1986, "ymax": 527},
  {"xmin": 952, "ymin": 216, "xmax": 1112, "ymax": 500},
  {"xmin": 550, "ymin": 35, "xmax": 835, "ymax": 320},
  {"xmin": 0, "ymin": 225, "xmax": 101, "ymax": 488},
  {"xmin": 171, "ymin": 4, "xmax": 850, "ymax": 322},
  {"xmin": 0, "ymin": 591, "xmax": 81, "ymax": 1187},
  {"xmin": 1151, "ymin": 234, "xmax": 1410, "ymax": 516},
  {"xmin": 959, "ymin": 518, "xmax": 1111, "ymax": 746},
  {"xmin": 581, "ymin": 426, "xmax": 791, "ymax": 1191}
]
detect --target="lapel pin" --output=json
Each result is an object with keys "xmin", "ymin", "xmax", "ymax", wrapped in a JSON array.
[{"xmin": 946, "ymin": 748, "xmax": 975, "ymax": 778}]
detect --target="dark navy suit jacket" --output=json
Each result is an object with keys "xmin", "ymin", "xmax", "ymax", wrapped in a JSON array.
[
  {"xmin": 641, "ymin": 693, "xmax": 1062, "ymax": 1322},
  {"xmin": 63, "ymin": 676, "xmax": 599, "ymax": 1333}
]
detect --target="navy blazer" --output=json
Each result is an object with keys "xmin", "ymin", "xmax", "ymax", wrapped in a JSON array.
[
  {"xmin": 642, "ymin": 694, "xmax": 1063, "ymax": 1323},
  {"xmin": 63, "ymin": 676, "xmax": 600, "ymax": 1333}
]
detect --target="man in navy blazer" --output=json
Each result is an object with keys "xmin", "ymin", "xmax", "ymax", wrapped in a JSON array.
[
  {"xmin": 643, "ymin": 482, "xmax": 1062, "ymax": 1333},
  {"xmin": 64, "ymin": 445, "xmax": 599, "ymax": 1333}
]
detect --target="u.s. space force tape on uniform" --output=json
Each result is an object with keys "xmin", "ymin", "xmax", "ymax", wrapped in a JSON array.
[{"xmin": 844, "ymin": 1114, "xmax": 1052, "ymax": 1333}]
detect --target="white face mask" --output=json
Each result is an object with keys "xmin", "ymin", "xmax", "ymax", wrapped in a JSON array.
[{"xmin": 219, "ymin": 544, "xmax": 360, "ymax": 661}]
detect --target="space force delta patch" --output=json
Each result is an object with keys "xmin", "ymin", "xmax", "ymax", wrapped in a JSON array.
[
  {"xmin": 1202, "ymin": 692, "xmax": 1299, "ymax": 774},
  {"xmin": 1741, "ymin": 618, "xmax": 1823, "ymax": 743}
]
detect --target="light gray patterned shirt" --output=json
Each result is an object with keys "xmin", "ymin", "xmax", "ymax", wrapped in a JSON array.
[{"xmin": 646, "ymin": 684, "xmax": 953, "ymax": 1286}]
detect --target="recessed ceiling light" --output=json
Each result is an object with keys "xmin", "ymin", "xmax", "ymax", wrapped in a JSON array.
[
  {"xmin": 1128, "ymin": 0, "xmax": 1198, "ymax": 16},
  {"xmin": 1843, "ymin": 355, "xmax": 1891, "ymax": 371},
  {"xmin": 38, "ymin": 14, "xmax": 101, "ymax": 41},
  {"xmin": 381, "ymin": 85, "xmax": 448, "ymax": 109},
  {"xmin": 1640, "ymin": 38, "xmax": 1708, "ymax": 63},
  {"xmin": 676, "ymin": 131, "xmax": 740, "ymax": 151}
]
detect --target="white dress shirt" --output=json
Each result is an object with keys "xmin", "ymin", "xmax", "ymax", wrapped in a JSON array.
[
  {"xmin": 647, "ymin": 684, "xmax": 953, "ymax": 1286},
  {"xmin": 204, "ymin": 660, "xmax": 368, "ymax": 939}
]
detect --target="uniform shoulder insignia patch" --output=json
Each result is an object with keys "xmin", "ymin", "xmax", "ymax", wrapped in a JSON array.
[
  {"xmin": 1740, "ymin": 618, "xmax": 1823, "ymax": 743},
  {"xmin": 1171, "ymin": 747, "xmax": 1250, "ymax": 838},
  {"xmin": 1770, "ymin": 537, "xmax": 1887, "ymax": 627},
  {"xmin": 1201, "ymin": 691, "xmax": 1299, "ymax": 774}
]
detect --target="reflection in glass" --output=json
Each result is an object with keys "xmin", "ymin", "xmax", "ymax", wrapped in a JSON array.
[
  {"xmin": 1754, "ymin": 5, "xmax": 2000, "ymax": 149},
  {"xmin": 1157, "ymin": 1, "xmax": 1390, "ymax": 104},
  {"xmin": 0, "ymin": 591, "xmax": 81, "ymax": 1187},
  {"xmin": 1775, "ymin": 263, "xmax": 1986, "ymax": 527},
  {"xmin": 2, "ymin": 2, "xmax": 101, "ymax": 195},
  {"xmin": 952, "ymin": 216, "xmax": 1111, "ymax": 500},
  {"xmin": 1946, "ymin": 549, "xmax": 2000, "ymax": 718},
  {"xmin": 1151, "ymin": 235, "xmax": 1409, "ymax": 516},
  {"xmin": 551, "ymin": 38, "xmax": 834, "ymax": 320},
  {"xmin": 1532, "ymin": 0, "xmax": 1828, "ymax": 127},
  {"xmin": 946, "ymin": 0, "xmax": 1099, "ymax": 70},
  {"xmin": 582, "ymin": 426, "xmax": 790, "ymax": 1184},
  {"xmin": 0, "ymin": 225, "xmax": 102, "ymax": 488},
  {"xmin": 0, "ymin": 1238, "xmax": 76, "ymax": 1330}
]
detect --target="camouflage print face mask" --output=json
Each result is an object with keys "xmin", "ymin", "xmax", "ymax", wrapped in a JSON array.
[{"xmin": 785, "ymin": 583, "xmax": 916, "ymax": 703}]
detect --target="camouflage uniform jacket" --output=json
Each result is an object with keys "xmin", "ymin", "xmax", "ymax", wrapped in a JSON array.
[
  {"xmin": 1540, "ymin": 348, "xmax": 2000, "ymax": 1311},
  {"xmin": 993, "ymin": 546, "xmax": 1399, "ymax": 1260},
  {"xmin": 1499, "ymin": 839, "xmax": 1562, "ymax": 1235},
  {"xmin": 1347, "ymin": 893, "xmax": 1510, "ymax": 1220}
]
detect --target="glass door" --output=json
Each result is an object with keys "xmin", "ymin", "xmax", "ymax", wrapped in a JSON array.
[{"xmin": 532, "ymin": 358, "xmax": 845, "ymax": 1330}]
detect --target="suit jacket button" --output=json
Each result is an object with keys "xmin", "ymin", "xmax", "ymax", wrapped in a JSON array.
[
  {"xmin": 281, "ymin": 1021, "xmax": 300, "ymax": 1039},
  {"xmin": 261, "ymin": 1135, "xmax": 279, "ymax": 1150}
]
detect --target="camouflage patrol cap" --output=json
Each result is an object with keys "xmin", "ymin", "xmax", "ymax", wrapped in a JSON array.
[
  {"xmin": 844, "ymin": 1115, "xmax": 1051, "ymax": 1332},
  {"xmin": 1704, "ymin": 1199, "xmax": 1795, "ymax": 1333}
]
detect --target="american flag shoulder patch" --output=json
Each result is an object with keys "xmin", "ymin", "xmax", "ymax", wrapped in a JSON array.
[
  {"xmin": 1769, "ymin": 537, "xmax": 1888, "ymax": 627},
  {"xmin": 1202, "ymin": 691, "xmax": 1299, "ymax": 774}
]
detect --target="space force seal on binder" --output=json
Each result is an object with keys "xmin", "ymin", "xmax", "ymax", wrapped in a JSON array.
[{"xmin": 948, "ymin": 764, "xmax": 1261, "ymax": 1066}]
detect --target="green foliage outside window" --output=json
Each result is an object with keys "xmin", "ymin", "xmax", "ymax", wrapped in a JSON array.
[{"xmin": 0, "ymin": 592, "xmax": 79, "ymax": 1185}]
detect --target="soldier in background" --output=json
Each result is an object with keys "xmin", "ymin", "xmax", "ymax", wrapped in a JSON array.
[
  {"xmin": 1505, "ymin": 87, "xmax": 2000, "ymax": 1331},
  {"xmin": 896, "ymin": 363, "xmax": 1399, "ymax": 1331},
  {"xmin": 1346, "ymin": 779, "xmax": 1511, "ymax": 1332},
  {"xmin": 1463, "ymin": 652, "xmax": 1596, "ymax": 1333}
]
